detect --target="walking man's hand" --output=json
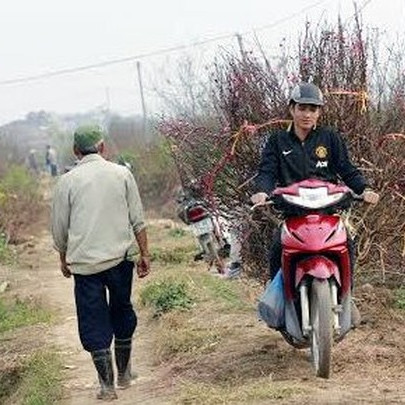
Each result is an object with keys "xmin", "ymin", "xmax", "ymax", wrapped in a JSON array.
[
  {"xmin": 137, "ymin": 255, "xmax": 150, "ymax": 278},
  {"xmin": 60, "ymin": 262, "xmax": 71, "ymax": 278},
  {"xmin": 59, "ymin": 252, "xmax": 71, "ymax": 278}
]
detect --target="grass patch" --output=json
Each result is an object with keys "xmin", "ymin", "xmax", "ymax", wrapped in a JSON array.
[
  {"xmin": 168, "ymin": 228, "xmax": 187, "ymax": 238},
  {"xmin": 194, "ymin": 273, "xmax": 252, "ymax": 311},
  {"xmin": 140, "ymin": 279, "xmax": 194, "ymax": 316},
  {"xmin": 394, "ymin": 288, "xmax": 405, "ymax": 310},
  {"xmin": 0, "ymin": 352, "xmax": 62, "ymax": 405},
  {"xmin": 0, "ymin": 298, "xmax": 52, "ymax": 333},
  {"xmin": 150, "ymin": 246, "xmax": 193, "ymax": 264},
  {"xmin": 176, "ymin": 379, "xmax": 303, "ymax": 405},
  {"xmin": 18, "ymin": 351, "xmax": 62, "ymax": 405}
]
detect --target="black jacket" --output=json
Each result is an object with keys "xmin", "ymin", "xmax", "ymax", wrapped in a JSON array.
[{"xmin": 255, "ymin": 125, "xmax": 368, "ymax": 195}]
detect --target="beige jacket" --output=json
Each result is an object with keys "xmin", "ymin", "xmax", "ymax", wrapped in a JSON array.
[{"xmin": 51, "ymin": 154, "xmax": 145, "ymax": 275}]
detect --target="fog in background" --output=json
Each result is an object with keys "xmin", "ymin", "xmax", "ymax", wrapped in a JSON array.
[{"xmin": 0, "ymin": 0, "xmax": 404, "ymax": 125}]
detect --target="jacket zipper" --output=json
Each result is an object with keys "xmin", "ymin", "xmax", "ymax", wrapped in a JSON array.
[{"xmin": 301, "ymin": 141, "xmax": 309, "ymax": 178}]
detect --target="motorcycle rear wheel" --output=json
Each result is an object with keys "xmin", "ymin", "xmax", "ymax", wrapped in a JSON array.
[{"xmin": 310, "ymin": 279, "xmax": 332, "ymax": 378}]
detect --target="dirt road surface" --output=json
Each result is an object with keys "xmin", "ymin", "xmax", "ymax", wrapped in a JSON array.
[
  {"xmin": 9, "ymin": 216, "xmax": 405, "ymax": 405},
  {"xmin": 11, "ymin": 224, "xmax": 172, "ymax": 404}
]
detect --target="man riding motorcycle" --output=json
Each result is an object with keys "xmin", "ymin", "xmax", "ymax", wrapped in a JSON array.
[{"xmin": 251, "ymin": 82, "xmax": 379, "ymax": 324}]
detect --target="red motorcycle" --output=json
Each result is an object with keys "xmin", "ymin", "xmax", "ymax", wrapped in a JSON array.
[
  {"xmin": 258, "ymin": 179, "xmax": 359, "ymax": 379},
  {"xmin": 176, "ymin": 196, "xmax": 227, "ymax": 273}
]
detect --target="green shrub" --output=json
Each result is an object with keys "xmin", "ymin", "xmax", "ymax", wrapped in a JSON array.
[
  {"xmin": 140, "ymin": 280, "xmax": 194, "ymax": 316},
  {"xmin": 0, "ymin": 165, "xmax": 37, "ymax": 194}
]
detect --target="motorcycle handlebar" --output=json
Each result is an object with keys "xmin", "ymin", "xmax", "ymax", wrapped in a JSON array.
[{"xmin": 249, "ymin": 190, "xmax": 365, "ymax": 212}]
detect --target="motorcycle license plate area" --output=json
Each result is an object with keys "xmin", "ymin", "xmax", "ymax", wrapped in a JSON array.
[{"xmin": 190, "ymin": 218, "xmax": 213, "ymax": 236}]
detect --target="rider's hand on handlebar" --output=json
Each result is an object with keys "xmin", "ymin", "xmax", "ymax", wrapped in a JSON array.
[
  {"xmin": 250, "ymin": 192, "xmax": 269, "ymax": 205},
  {"xmin": 363, "ymin": 189, "xmax": 380, "ymax": 205}
]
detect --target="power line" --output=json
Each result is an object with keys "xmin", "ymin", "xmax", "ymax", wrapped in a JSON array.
[
  {"xmin": 344, "ymin": 0, "xmax": 374, "ymax": 23},
  {"xmin": 0, "ymin": 0, "xmax": 329, "ymax": 87},
  {"xmin": 250, "ymin": 0, "xmax": 329, "ymax": 34}
]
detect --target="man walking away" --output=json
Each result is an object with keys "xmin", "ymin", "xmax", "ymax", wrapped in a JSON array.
[{"xmin": 51, "ymin": 125, "xmax": 150, "ymax": 400}]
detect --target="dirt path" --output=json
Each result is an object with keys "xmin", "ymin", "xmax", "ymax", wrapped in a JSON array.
[
  {"xmin": 14, "ymin": 227, "xmax": 173, "ymax": 404},
  {"xmin": 9, "ymin": 207, "xmax": 405, "ymax": 404}
]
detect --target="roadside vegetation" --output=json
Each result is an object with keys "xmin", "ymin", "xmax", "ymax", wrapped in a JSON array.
[
  {"xmin": 11, "ymin": 352, "xmax": 62, "ymax": 405},
  {"xmin": 140, "ymin": 279, "xmax": 195, "ymax": 316},
  {"xmin": 0, "ymin": 297, "xmax": 51, "ymax": 334},
  {"xmin": 0, "ymin": 164, "xmax": 62, "ymax": 405},
  {"xmin": 0, "ymin": 296, "xmax": 61, "ymax": 405},
  {"xmin": 0, "ymin": 166, "xmax": 43, "ymax": 245}
]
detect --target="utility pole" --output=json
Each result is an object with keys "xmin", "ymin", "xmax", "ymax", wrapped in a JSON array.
[
  {"xmin": 103, "ymin": 87, "xmax": 111, "ymax": 130},
  {"xmin": 104, "ymin": 86, "xmax": 111, "ymax": 128},
  {"xmin": 136, "ymin": 61, "xmax": 147, "ymax": 138},
  {"xmin": 103, "ymin": 86, "xmax": 118, "ymax": 155}
]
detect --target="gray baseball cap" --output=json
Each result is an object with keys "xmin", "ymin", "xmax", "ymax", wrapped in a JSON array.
[{"xmin": 289, "ymin": 82, "xmax": 324, "ymax": 106}]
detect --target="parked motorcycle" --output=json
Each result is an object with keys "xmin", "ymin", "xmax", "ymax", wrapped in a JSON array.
[
  {"xmin": 257, "ymin": 179, "xmax": 361, "ymax": 379},
  {"xmin": 176, "ymin": 195, "xmax": 228, "ymax": 274}
]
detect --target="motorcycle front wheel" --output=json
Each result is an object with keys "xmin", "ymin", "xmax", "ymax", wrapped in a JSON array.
[{"xmin": 310, "ymin": 279, "xmax": 333, "ymax": 378}]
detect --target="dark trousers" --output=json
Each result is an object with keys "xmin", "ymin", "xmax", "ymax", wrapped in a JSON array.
[
  {"xmin": 268, "ymin": 226, "xmax": 356, "ymax": 282},
  {"xmin": 73, "ymin": 260, "xmax": 137, "ymax": 352}
]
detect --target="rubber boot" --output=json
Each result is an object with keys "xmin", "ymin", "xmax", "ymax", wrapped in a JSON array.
[
  {"xmin": 91, "ymin": 349, "xmax": 117, "ymax": 401},
  {"xmin": 114, "ymin": 338, "xmax": 136, "ymax": 389}
]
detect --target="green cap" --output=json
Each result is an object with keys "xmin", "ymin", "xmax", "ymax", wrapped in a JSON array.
[{"xmin": 73, "ymin": 125, "xmax": 105, "ymax": 151}]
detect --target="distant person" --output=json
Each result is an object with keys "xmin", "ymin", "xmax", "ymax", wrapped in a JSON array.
[
  {"xmin": 27, "ymin": 149, "xmax": 39, "ymax": 175},
  {"xmin": 51, "ymin": 125, "xmax": 150, "ymax": 400},
  {"xmin": 45, "ymin": 144, "xmax": 58, "ymax": 176}
]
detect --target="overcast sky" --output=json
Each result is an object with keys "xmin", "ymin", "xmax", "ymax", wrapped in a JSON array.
[{"xmin": 0, "ymin": 0, "xmax": 403, "ymax": 125}]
